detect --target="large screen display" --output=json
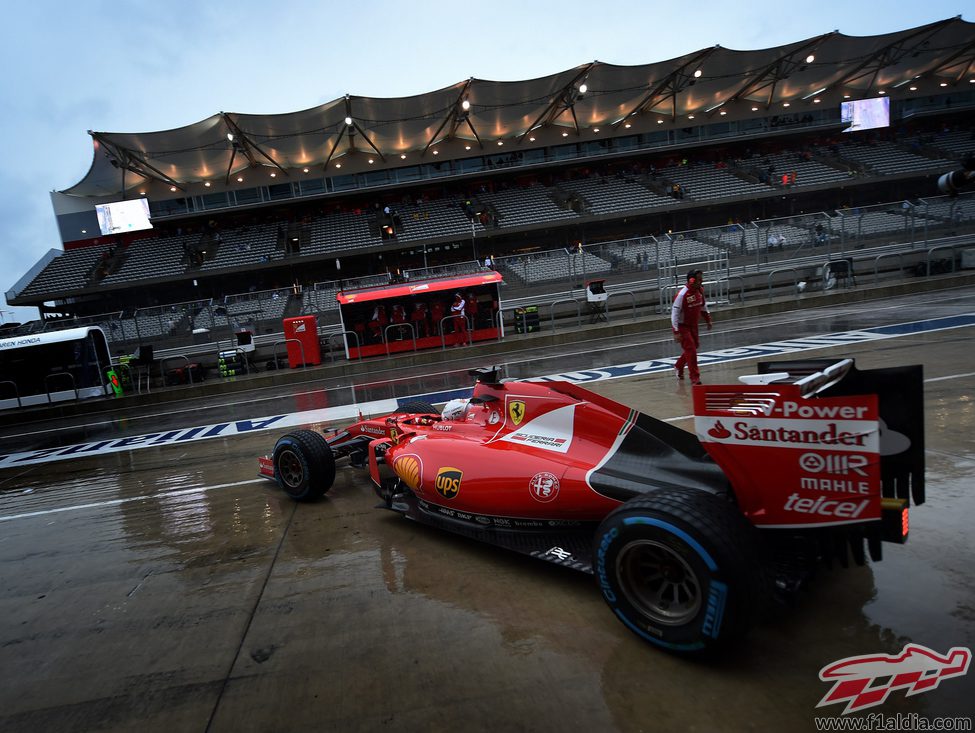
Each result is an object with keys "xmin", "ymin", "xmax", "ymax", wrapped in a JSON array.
[
  {"xmin": 95, "ymin": 199, "xmax": 153, "ymax": 236},
  {"xmin": 841, "ymin": 97, "xmax": 890, "ymax": 133}
]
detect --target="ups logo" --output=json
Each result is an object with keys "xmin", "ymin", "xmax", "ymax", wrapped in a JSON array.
[{"xmin": 435, "ymin": 467, "xmax": 463, "ymax": 499}]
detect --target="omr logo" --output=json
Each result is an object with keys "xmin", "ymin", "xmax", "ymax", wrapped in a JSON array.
[
  {"xmin": 435, "ymin": 467, "xmax": 463, "ymax": 499},
  {"xmin": 708, "ymin": 421, "xmax": 731, "ymax": 439},
  {"xmin": 817, "ymin": 643, "xmax": 971, "ymax": 714}
]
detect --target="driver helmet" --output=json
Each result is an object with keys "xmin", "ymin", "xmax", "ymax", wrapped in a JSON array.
[{"xmin": 442, "ymin": 398, "xmax": 470, "ymax": 421}]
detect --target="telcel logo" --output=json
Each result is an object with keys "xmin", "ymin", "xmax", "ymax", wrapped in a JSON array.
[{"xmin": 784, "ymin": 493, "xmax": 869, "ymax": 519}]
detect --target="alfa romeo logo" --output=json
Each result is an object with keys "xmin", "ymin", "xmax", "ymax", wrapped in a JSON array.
[{"xmin": 529, "ymin": 472, "xmax": 560, "ymax": 502}]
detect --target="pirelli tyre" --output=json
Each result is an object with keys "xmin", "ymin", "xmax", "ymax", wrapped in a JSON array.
[
  {"xmin": 272, "ymin": 430, "xmax": 336, "ymax": 501},
  {"xmin": 398, "ymin": 400, "xmax": 440, "ymax": 415},
  {"xmin": 593, "ymin": 489, "xmax": 767, "ymax": 653}
]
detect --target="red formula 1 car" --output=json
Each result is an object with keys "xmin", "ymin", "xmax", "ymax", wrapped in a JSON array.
[{"xmin": 259, "ymin": 359, "xmax": 924, "ymax": 653}]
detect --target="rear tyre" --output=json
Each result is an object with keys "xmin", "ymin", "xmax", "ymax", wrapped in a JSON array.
[
  {"xmin": 398, "ymin": 400, "xmax": 440, "ymax": 415},
  {"xmin": 593, "ymin": 489, "xmax": 767, "ymax": 653},
  {"xmin": 272, "ymin": 430, "xmax": 336, "ymax": 501}
]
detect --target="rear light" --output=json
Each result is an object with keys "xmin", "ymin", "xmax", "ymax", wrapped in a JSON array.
[{"xmin": 880, "ymin": 498, "xmax": 909, "ymax": 543}]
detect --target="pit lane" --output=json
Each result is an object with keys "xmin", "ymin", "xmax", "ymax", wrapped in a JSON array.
[{"xmin": 0, "ymin": 288, "xmax": 973, "ymax": 732}]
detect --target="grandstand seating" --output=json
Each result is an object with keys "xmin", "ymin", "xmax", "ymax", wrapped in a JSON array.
[
  {"xmin": 746, "ymin": 152, "xmax": 852, "ymax": 187},
  {"xmin": 395, "ymin": 198, "xmax": 487, "ymax": 242},
  {"xmin": 659, "ymin": 164, "xmax": 772, "ymax": 201},
  {"xmin": 478, "ymin": 184, "xmax": 578, "ymax": 227},
  {"xmin": 498, "ymin": 250, "xmax": 611, "ymax": 284},
  {"xmin": 102, "ymin": 236, "xmax": 189, "ymax": 284},
  {"xmin": 835, "ymin": 209, "xmax": 916, "ymax": 242},
  {"xmin": 828, "ymin": 140, "xmax": 954, "ymax": 176},
  {"xmin": 921, "ymin": 196, "xmax": 975, "ymax": 223},
  {"xmin": 17, "ymin": 245, "xmax": 111, "ymax": 297},
  {"xmin": 197, "ymin": 222, "xmax": 284, "ymax": 271},
  {"xmin": 557, "ymin": 175, "xmax": 674, "ymax": 214},
  {"xmin": 16, "ymin": 124, "xmax": 975, "ymax": 311},
  {"xmin": 917, "ymin": 128, "xmax": 975, "ymax": 160},
  {"xmin": 304, "ymin": 210, "xmax": 382, "ymax": 256},
  {"xmin": 302, "ymin": 284, "xmax": 341, "ymax": 313}
]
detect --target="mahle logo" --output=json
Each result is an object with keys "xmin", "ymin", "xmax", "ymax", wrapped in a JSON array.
[{"xmin": 435, "ymin": 467, "xmax": 463, "ymax": 499}]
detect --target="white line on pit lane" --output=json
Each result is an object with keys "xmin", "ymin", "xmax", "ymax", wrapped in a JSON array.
[
  {"xmin": 925, "ymin": 371, "xmax": 975, "ymax": 383},
  {"xmin": 0, "ymin": 479, "xmax": 266, "ymax": 523}
]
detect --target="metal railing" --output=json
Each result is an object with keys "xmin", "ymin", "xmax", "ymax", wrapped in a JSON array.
[
  {"xmin": 0, "ymin": 380, "xmax": 22, "ymax": 408},
  {"xmin": 384, "ymin": 323, "xmax": 417, "ymax": 355},
  {"xmin": 160, "ymin": 355, "xmax": 195, "ymax": 386},
  {"xmin": 44, "ymin": 371, "xmax": 78, "ymax": 403}
]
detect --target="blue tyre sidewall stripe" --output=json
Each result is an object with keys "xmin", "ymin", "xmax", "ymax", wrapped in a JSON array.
[{"xmin": 621, "ymin": 516, "xmax": 718, "ymax": 572}]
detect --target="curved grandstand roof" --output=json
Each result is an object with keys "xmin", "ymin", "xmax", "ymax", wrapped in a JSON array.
[{"xmin": 65, "ymin": 17, "xmax": 975, "ymax": 198}]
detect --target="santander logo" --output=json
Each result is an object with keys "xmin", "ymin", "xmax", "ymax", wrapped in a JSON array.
[{"xmin": 708, "ymin": 421, "xmax": 731, "ymax": 439}]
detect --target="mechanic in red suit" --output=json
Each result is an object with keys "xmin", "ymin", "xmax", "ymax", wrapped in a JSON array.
[{"xmin": 671, "ymin": 269, "xmax": 712, "ymax": 385}]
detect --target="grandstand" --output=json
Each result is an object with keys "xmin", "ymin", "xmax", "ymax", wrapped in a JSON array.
[{"xmin": 6, "ymin": 17, "xmax": 975, "ymax": 353}]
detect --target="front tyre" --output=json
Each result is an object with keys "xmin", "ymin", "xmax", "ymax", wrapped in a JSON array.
[
  {"xmin": 593, "ymin": 489, "xmax": 767, "ymax": 653},
  {"xmin": 272, "ymin": 430, "xmax": 336, "ymax": 501}
]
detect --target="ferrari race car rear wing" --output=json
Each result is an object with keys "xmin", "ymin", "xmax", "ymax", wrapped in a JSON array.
[{"xmin": 694, "ymin": 358, "xmax": 924, "ymax": 534}]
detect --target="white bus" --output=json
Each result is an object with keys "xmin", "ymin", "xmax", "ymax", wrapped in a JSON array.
[{"xmin": 0, "ymin": 326, "xmax": 114, "ymax": 410}]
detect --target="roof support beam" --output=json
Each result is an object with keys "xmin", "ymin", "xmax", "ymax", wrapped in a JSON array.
[
  {"xmin": 920, "ymin": 37, "xmax": 975, "ymax": 84},
  {"xmin": 518, "ymin": 62, "xmax": 595, "ymax": 143},
  {"xmin": 323, "ymin": 97, "xmax": 386, "ymax": 169},
  {"xmin": 90, "ymin": 132, "xmax": 185, "ymax": 191},
  {"xmin": 613, "ymin": 47, "xmax": 718, "ymax": 126},
  {"xmin": 829, "ymin": 18, "xmax": 955, "ymax": 94},
  {"xmin": 716, "ymin": 32, "xmax": 836, "ymax": 113},
  {"xmin": 422, "ymin": 80, "xmax": 477, "ymax": 157},
  {"xmin": 221, "ymin": 113, "xmax": 287, "ymax": 180}
]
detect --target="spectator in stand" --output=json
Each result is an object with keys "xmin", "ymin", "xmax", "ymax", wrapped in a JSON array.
[
  {"xmin": 671, "ymin": 269, "xmax": 712, "ymax": 385},
  {"xmin": 450, "ymin": 292, "xmax": 467, "ymax": 347}
]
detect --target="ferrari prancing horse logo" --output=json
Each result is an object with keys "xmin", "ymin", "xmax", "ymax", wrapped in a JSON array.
[{"xmin": 509, "ymin": 400, "xmax": 526, "ymax": 426}]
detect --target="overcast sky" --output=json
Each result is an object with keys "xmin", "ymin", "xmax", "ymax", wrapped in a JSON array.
[{"xmin": 0, "ymin": 0, "xmax": 967, "ymax": 323}]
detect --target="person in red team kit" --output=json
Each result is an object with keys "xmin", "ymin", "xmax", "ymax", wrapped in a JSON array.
[{"xmin": 671, "ymin": 269, "xmax": 712, "ymax": 384}]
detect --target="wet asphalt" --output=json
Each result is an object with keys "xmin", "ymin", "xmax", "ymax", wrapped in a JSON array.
[{"xmin": 0, "ymin": 287, "xmax": 973, "ymax": 732}]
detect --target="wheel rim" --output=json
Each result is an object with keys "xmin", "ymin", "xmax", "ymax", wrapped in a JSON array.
[
  {"xmin": 278, "ymin": 449, "xmax": 304, "ymax": 489},
  {"xmin": 616, "ymin": 539, "xmax": 703, "ymax": 626}
]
